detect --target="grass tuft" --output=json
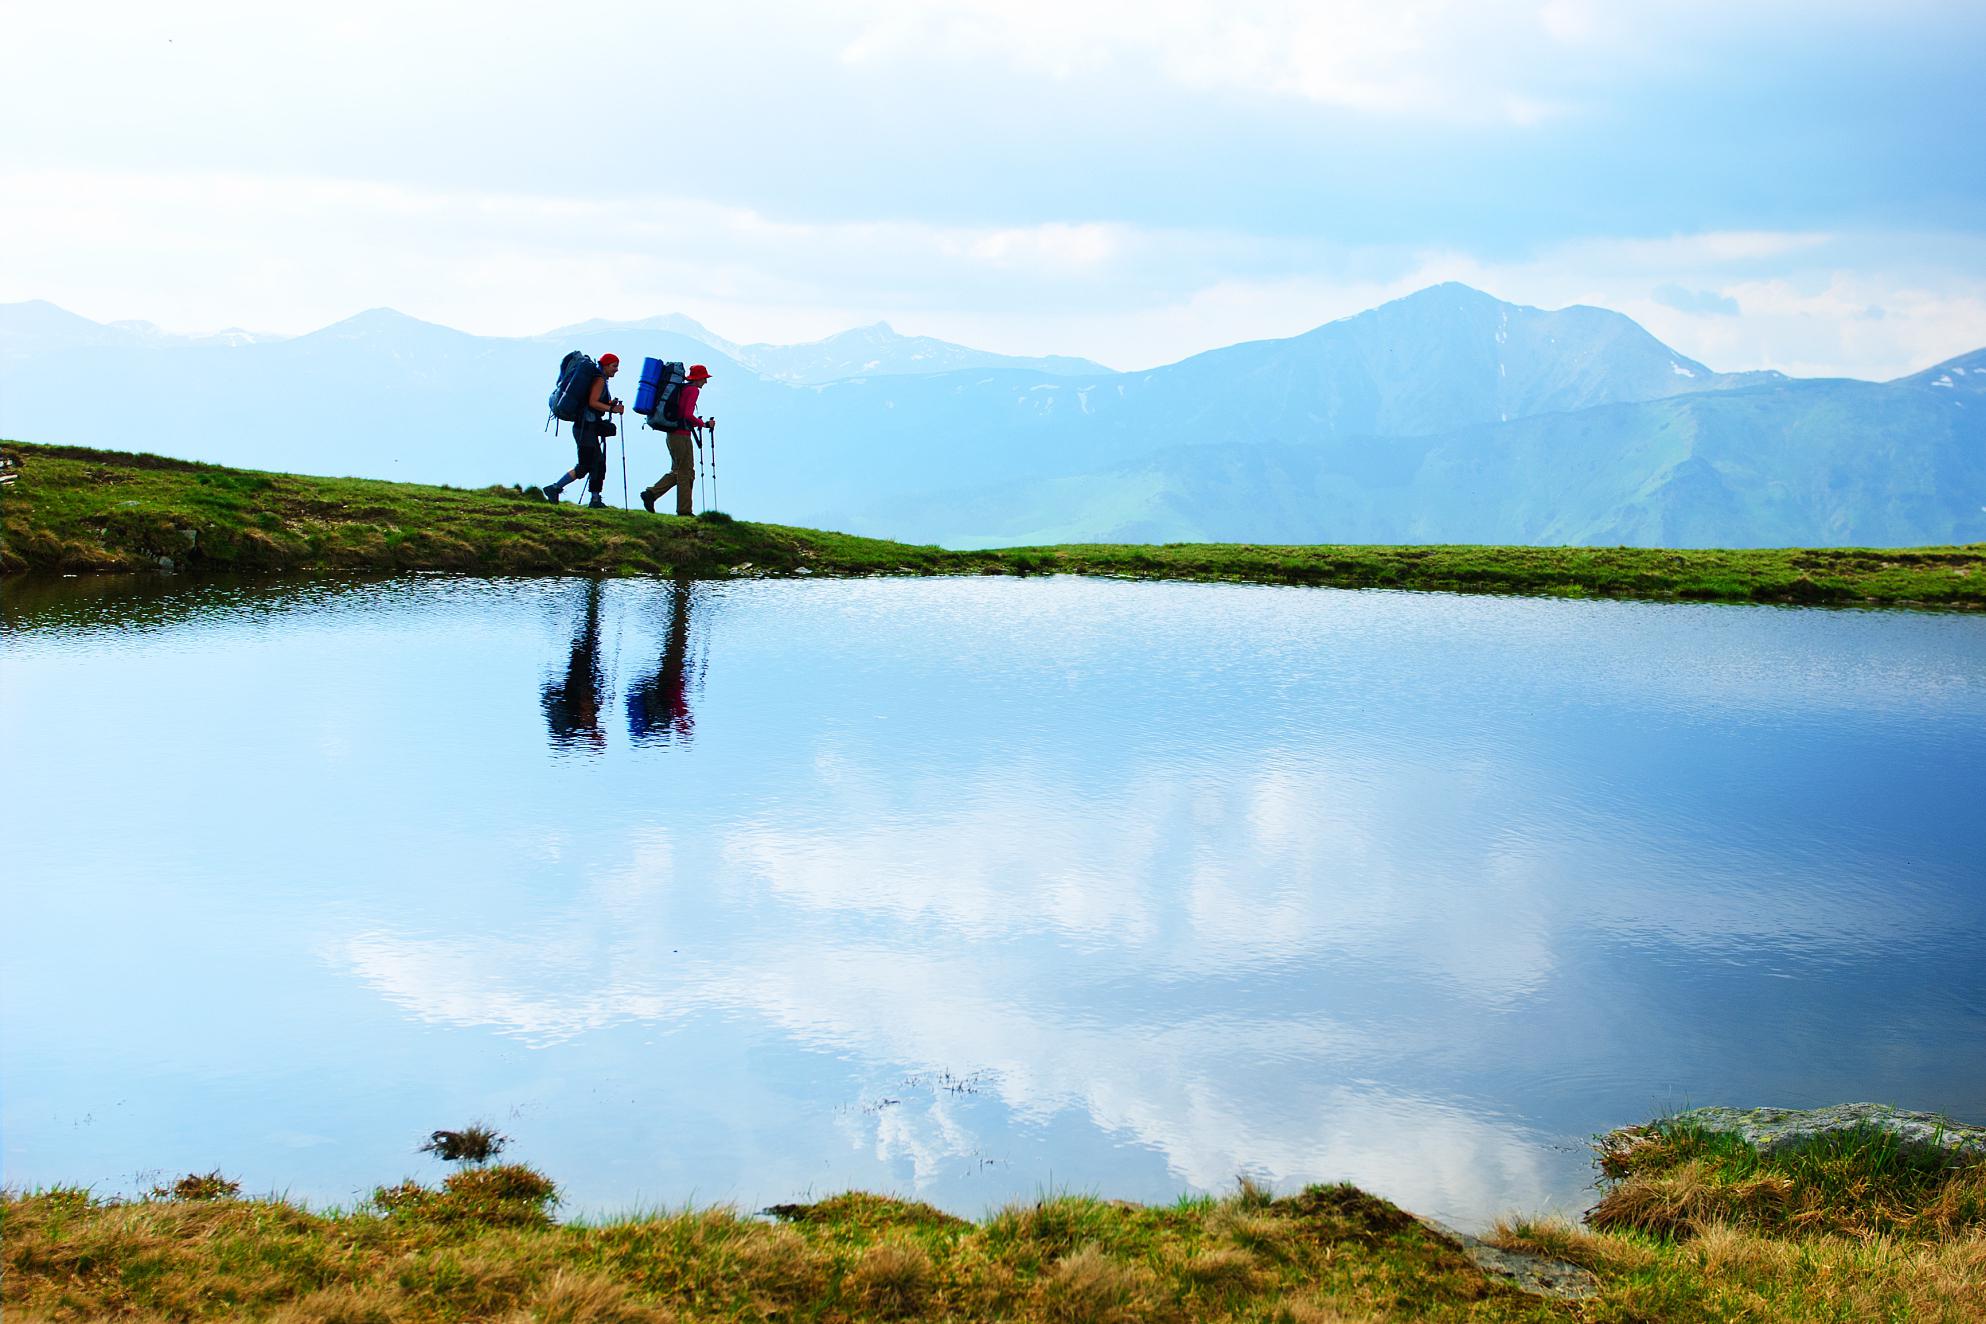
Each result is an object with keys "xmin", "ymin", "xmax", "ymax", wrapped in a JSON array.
[
  {"xmin": 1033, "ymin": 1243, "xmax": 1164, "ymax": 1324},
  {"xmin": 1173, "ymin": 1243, "xmax": 1265, "ymax": 1300},
  {"xmin": 371, "ymin": 1163, "xmax": 561, "ymax": 1228},
  {"xmin": 149, "ymin": 1170, "xmax": 242, "ymax": 1201},
  {"xmin": 1589, "ymin": 1118, "xmax": 1986, "ymax": 1239},
  {"xmin": 267, "ymin": 1282, "xmax": 409, "ymax": 1323},
  {"xmin": 521, "ymin": 1268, "xmax": 671, "ymax": 1323},
  {"xmin": 847, "ymin": 1239, "xmax": 937, "ymax": 1318}
]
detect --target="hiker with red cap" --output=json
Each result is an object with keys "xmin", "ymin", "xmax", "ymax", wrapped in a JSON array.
[
  {"xmin": 639, "ymin": 364, "xmax": 714, "ymax": 516},
  {"xmin": 543, "ymin": 353, "xmax": 624, "ymax": 507}
]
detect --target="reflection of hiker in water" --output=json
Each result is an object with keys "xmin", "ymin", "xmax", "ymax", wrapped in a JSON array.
[
  {"xmin": 542, "ymin": 580, "xmax": 607, "ymax": 751},
  {"xmin": 627, "ymin": 580, "xmax": 699, "ymax": 746}
]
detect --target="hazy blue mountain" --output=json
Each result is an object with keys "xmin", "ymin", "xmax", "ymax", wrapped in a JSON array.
[
  {"xmin": 871, "ymin": 367, "xmax": 1986, "ymax": 549},
  {"xmin": 720, "ymin": 282, "xmax": 1799, "ymax": 515},
  {"xmin": 542, "ymin": 313, "xmax": 1107, "ymax": 383},
  {"xmin": 544, "ymin": 313, "xmax": 744, "ymax": 361},
  {"xmin": 2, "ymin": 288, "xmax": 1976, "ymax": 549},
  {"xmin": 1083, "ymin": 281, "xmax": 1782, "ymax": 440},
  {"xmin": 0, "ymin": 300, "xmax": 286, "ymax": 353},
  {"xmin": 1899, "ymin": 348, "xmax": 1986, "ymax": 395},
  {"xmin": 723, "ymin": 322, "xmax": 1109, "ymax": 384},
  {"xmin": 697, "ymin": 284, "xmax": 1796, "ymax": 518}
]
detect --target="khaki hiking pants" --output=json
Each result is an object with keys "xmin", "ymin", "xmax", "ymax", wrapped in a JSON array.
[{"xmin": 644, "ymin": 431, "xmax": 696, "ymax": 515}]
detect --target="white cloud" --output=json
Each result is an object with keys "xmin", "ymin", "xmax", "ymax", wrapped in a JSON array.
[
  {"xmin": 1408, "ymin": 233, "xmax": 1986, "ymax": 379},
  {"xmin": 841, "ymin": 0, "xmax": 1581, "ymax": 122},
  {"xmin": 1594, "ymin": 232, "xmax": 1840, "ymax": 267},
  {"xmin": 3, "ymin": 164, "xmax": 1981, "ymax": 379},
  {"xmin": 0, "ymin": 167, "xmax": 1142, "ymax": 346},
  {"xmin": 4, "ymin": 2, "xmax": 1983, "ymax": 377},
  {"xmin": 831, "ymin": 0, "xmax": 1968, "ymax": 122}
]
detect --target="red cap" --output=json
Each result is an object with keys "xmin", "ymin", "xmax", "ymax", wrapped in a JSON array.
[
  {"xmin": 687, "ymin": 363, "xmax": 711, "ymax": 381},
  {"xmin": 599, "ymin": 353, "xmax": 620, "ymax": 368}
]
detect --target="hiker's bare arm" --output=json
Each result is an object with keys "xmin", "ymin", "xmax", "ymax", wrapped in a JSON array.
[{"xmin": 588, "ymin": 378, "xmax": 623, "ymax": 414}]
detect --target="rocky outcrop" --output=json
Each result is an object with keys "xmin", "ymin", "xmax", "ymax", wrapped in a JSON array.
[
  {"xmin": 1659, "ymin": 1104, "xmax": 1986, "ymax": 1156},
  {"xmin": 1413, "ymin": 1216, "xmax": 1600, "ymax": 1301}
]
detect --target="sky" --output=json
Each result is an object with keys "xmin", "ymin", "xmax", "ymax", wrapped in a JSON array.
[{"xmin": 4, "ymin": 0, "xmax": 1985, "ymax": 377}]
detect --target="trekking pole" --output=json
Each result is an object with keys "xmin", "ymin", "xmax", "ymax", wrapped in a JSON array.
[
  {"xmin": 619, "ymin": 412, "xmax": 629, "ymax": 510},
  {"xmin": 695, "ymin": 425, "xmax": 707, "ymax": 514},
  {"xmin": 709, "ymin": 419, "xmax": 718, "ymax": 514}
]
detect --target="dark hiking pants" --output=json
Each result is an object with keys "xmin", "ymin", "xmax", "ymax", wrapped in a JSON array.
[{"xmin": 573, "ymin": 425, "xmax": 607, "ymax": 496}]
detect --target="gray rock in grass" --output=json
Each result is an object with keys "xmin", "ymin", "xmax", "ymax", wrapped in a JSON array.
[{"xmin": 1671, "ymin": 1104, "xmax": 1986, "ymax": 1157}]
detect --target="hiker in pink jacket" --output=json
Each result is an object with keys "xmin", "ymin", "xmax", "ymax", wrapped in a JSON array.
[{"xmin": 640, "ymin": 364, "xmax": 714, "ymax": 516}]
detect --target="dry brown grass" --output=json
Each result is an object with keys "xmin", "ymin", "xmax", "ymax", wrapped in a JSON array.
[
  {"xmin": 2, "ymin": 1173, "xmax": 1564, "ymax": 1320},
  {"xmin": 266, "ymin": 1283, "xmax": 410, "ymax": 1324},
  {"xmin": 1268, "ymin": 1300, "xmax": 1385, "ymax": 1324},
  {"xmin": 1033, "ymin": 1243, "xmax": 1169, "ymax": 1324},
  {"xmin": 1588, "ymin": 1119, "xmax": 1986, "ymax": 1240},
  {"xmin": 1587, "ymin": 1156, "xmax": 1799, "ymax": 1236},
  {"xmin": 846, "ymin": 1239, "xmax": 937, "ymax": 1318},
  {"xmin": 1491, "ymin": 1129, "xmax": 1986, "ymax": 1324},
  {"xmin": 507, "ymin": 1269, "xmax": 674, "ymax": 1323},
  {"xmin": 25, "ymin": 1154, "xmax": 1986, "ymax": 1323},
  {"xmin": 1172, "ymin": 1243, "xmax": 1264, "ymax": 1296},
  {"xmin": 720, "ymin": 1221, "xmax": 829, "ymax": 1308},
  {"xmin": 1488, "ymin": 1215, "xmax": 1660, "ymax": 1276}
]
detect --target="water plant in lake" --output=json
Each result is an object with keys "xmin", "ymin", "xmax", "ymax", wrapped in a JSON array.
[{"xmin": 418, "ymin": 1124, "xmax": 509, "ymax": 1165}]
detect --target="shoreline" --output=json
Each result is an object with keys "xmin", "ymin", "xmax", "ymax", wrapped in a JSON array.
[
  {"xmin": 7, "ymin": 1106, "xmax": 1984, "ymax": 1321},
  {"xmin": 6, "ymin": 440, "xmax": 1985, "ymax": 609}
]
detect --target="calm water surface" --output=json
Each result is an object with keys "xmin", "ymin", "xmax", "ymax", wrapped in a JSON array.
[{"xmin": 4, "ymin": 574, "xmax": 1983, "ymax": 1230}]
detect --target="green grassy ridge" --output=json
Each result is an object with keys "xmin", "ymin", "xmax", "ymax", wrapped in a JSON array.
[
  {"xmin": 0, "ymin": 442, "xmax": 978, "ymax": 582},
  {"xmin": 8, "ymin": 1123, "xmax": 1984, "ymax": 1322},
  {"xmin": 5, "ymin": 441, "xmax": 1985, "ymax": 607}
]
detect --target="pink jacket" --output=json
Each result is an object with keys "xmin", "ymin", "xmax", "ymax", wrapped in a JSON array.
[{"xmin": 675, "ymin": 383, "xmax": 706, "ymax": 431}]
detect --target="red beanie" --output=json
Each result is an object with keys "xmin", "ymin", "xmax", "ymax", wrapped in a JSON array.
[{"xmin": 599, "ymin": 353, "xmax": 620, "ymax": 368}]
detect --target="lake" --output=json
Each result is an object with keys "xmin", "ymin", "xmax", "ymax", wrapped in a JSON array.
[{"xmin": 3, "ymin": 573, "xmax": 1983, "ymax": 1231}]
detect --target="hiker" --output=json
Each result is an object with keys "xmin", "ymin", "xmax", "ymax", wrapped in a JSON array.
[
  {"xmin": 544, "ymin": 353, "xmax": 625, "ymax": 507},
  {"xmin": 639, "ymin": 364, "xmax": 714, "ymax": 515}
]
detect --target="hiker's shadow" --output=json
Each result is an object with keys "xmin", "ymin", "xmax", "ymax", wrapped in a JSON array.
[{"xmin": 627, "ymin": 578, "xmax": 702, "ymax": 748}]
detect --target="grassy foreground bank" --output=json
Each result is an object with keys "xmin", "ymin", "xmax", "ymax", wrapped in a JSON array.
[
  {"xmin": 7, "ymin": 1118, "xmax": 1984, "ymax": 1322},
  {"xmin": 5, "ymin": 441, "xmax": 1985, "ymax": 607}
]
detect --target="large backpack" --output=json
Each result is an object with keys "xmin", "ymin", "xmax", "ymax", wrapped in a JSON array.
[
  {"xmin": 639, "ymin": 358, "xmax": 690, "ymax": 431},
  {"xmin": 548, "ymin": 351, "xmax": 599, "ymax": 425}
]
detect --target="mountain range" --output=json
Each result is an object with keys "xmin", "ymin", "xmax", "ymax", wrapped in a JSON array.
[
  {"xmin": 2, "ymin": 285, "xmax": 1980, "ymax": 548},
  {"xmin": 547, "ymin": 313, "xmax": 1108, "ymax": 385}
]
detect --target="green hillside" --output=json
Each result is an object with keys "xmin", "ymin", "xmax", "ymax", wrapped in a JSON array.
[
  {"xmin": 4, "ymin": 441, "xmax": 1983, "ymax": 608},
  {"xmin": 894, "ymin": 376, "xmax": 1986, "ymax": 551}
]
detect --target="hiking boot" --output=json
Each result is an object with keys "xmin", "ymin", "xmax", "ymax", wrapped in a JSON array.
[
  {"xmin": 640, "ymin": 487, "xmax": 658, "ymax": 513},
  {"xmin": 541, "ymin": 485, "xmax": 562, "ymax": 502},
  {"xmin": 586, "ymin": 494, "xmax": 607, "ymax": 509}
]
